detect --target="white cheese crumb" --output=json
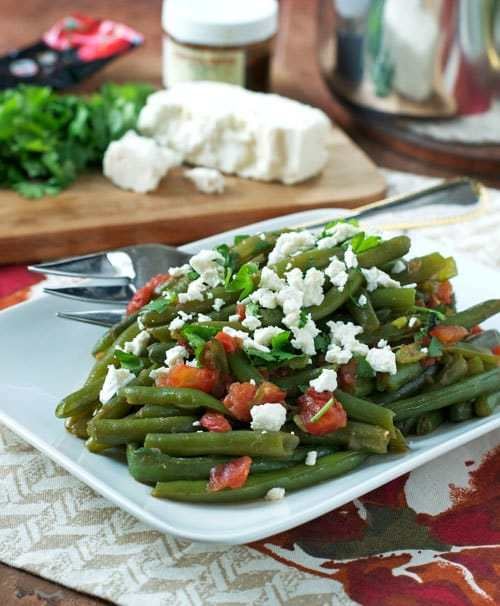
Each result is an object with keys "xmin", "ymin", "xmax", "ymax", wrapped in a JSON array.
[
  {"xmin": 268, "ymin": 231, "xmax": 316, "ymax": 265},
  {"xmin": 212, "ymin": 298, "xmax": 225, "ymax": 312},
  {"xmin": 149, "ymin": 367, "xmax": 169, "ymax": 380},
  {"xmin": 253, "ymin": 326, "xmax": 285, "ymax": 348},
  {"xmin": 265, "ymin": 487, "xmax": 286, "ymax": 501},
  {"xmin": 178, "ymin": 277, "xmax": 207, "ymax": 303},
  {"xmin": 192, "ymin": 420, "xmax": 201, "ymax": 427},
  {"xmin": 250, "ymin": 403, "xmax": 287, "ymax": 432},
  {"xmin": 366, "ymin": 346, "xmax": 397, "ymax": 375},
  {"xmin": 305, "ymin": 451, "xmax": 318, "ymax": 466},
  {"xmin": 344, "ymin": 245, "xmax": 358, "ymax": 269},
  {"xmin": 184, "ymin": 167, "xmax": 225, "ymax": 194},
  {"xmin": 317, "ymin": 223, "xmax": 361, "ymax": 248},
  {"xmin": 189, "ymin": 249, "xmax": 224, "ymax": 287},
  {"xmin": 168, "ymin": 264, "xmax": 190, "ymax": 278},
  {"xmin": 358, "ymin": 294, "xmax": 368, "ymax": 306},
  {"xmin": 325, "ymin": 257, "xmax": 349, "ymax": 292},
  {"xmin": 276, "ymin": 286, "xmax": 304, "ymax": 315},
  {"xmin": 103, "ymin": 130, "xmax": 181, "ymax": 193},
  {"xmin": 259, "ymin": 267, "xmax": 285, "ymax": 291},
  {"xmin": 285, "ymin": 267, "xmax": 325, "ymax": 307},
  {"xmin": 361, "ymin": 267, "xmax": 401, "ymax": 292},
  {"xmin": 310, "ymin": 368, "xmax": 338, "ymax": 392},
  {"xmin": 197, "ymin": 313, "xmax": 212, "ymax": 322},
  {"xmin": 408, "ymin": 316, "xmax": 418, "ymax": 328},
  {"xmin": 325, "ymin": 343, "xmax": 353, "ymax": 365},
  {"xmin": 249, "ymin": 379, "xmax": 256, "ymax": 385},
  {"xmin": 242, "ymin": 313, "xmax": 262, "ymax": 331},
  {"xmin": 165, "ymin": 345, "xmax": 189, "ymax": 369},
  {"xmin": 249, "ymin": 288, "xmax": 278, "ymax": 309},
  {"xmin": 377, "ymin": 339, "xmax": 388, "ymax": 348},
  {"xmin": 421, "ymin": 347, "xmax": 428, "ymax": 354},
  {"xmin": 122, "ymin": 330, "xmax": 150, "ymax": 356},
  {"xmin": 99, "ymin": 365, "xmax": 135, "ymax": 404},
  {"xmin": 228, "ymin": 313, "xmax": 240, "ymax": 322},
  {"xmin": 290, "ymin": 315, "xmax": 320, "ymax": 356},
  {"xmin": 169, "ymin": 315, "xmax": 186, "ymax": 331},
  {"xmin": 392, "ymin": 260, "xmax": 406, "ymax": 274},
  {"xmin": 207, "ymin": 292, "xmax": 214, "ymax": 299},
  {"xmin": 259, "ymin": 233, "xmax": 267, "ymax": 240},
  {"xmin": 186, "ymin": 359, "xmax": 198, "ymax": 367},
  {"xmin": 137, "ymin": 316, "xmax": 146, "ymax": 330}
]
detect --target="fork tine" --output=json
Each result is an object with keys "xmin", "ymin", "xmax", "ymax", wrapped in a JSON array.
[
  {"xmin": 44, "ymin": 284, "xmax": 134, "ymax": 304},
  {"xmin": 56, "ymin": 309, "xmax": 125, "ymax": 327},
  {"xmin": 29, "ymin": 250, "xmax": 134, "ymax": 280}
]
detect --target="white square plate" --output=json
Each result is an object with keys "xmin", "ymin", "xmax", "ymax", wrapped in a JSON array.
[{"xmin": 1, "ymin": 209, "xmax": 499, "ymax": 544}]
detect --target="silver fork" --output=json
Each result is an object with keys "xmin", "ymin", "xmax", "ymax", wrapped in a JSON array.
[{"xmin": 29, "ymin": 177, "xmax": 486, "ymax": 327}]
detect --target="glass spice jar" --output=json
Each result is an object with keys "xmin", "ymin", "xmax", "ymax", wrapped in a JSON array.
[{"xmin": 162, "ymin": 0, "xmax": 278, "ymax": 91}]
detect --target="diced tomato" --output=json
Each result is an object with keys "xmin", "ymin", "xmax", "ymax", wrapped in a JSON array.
[
  {"xmin": 421, "ymin": 356, "xmax": 438, "ymax": 368},
  {"xmin": 338, "ymin": 359, "xmax": 357, "ymax": 392},
  {"xmin": 470, "ymin": 325, "xmax": 483, "ymax": 335},
  {"xmin": 253, "ymin": 381, "xmax": 286, "ymax": 404},
  {"xmin": 435, "ymin": 280, "xmax": 454, "ymax": 306},
  {"xmin": 223, "ymin": 381, "xmax": 257, "ymax": 421},
  {"xmin": 421, "ymin": 335, "xmax": 431, "ymax": 347},
  {"xmin": 208, "ymin": 456, "xmax": 252, "ymax": 491},
  {"xmin": 200, "ymin": 412, "xmax": 232, "ymax": 432},
  {"xmin": 430, "ymin": 324, "xmax": 468, "ymax": 345},
  {"xmin": 298, "ymin": 388, "xmax": 347, "ymax": 436},
  {"xmin": 215, "ymin": 331, "xmax": 241, "ymax": 353},
  {"xmin": 492, "ymin": 345, "xmax": 500, "ymax": 356},
  {"xmin": 158, "ymin": 363, "xmax": 218, "ymax": 393},
  {"xmin": 236, "ymin": 303, "xmax": 246, "ymax": 321},
  {"xmin": 126, "ymin": 273, "xmax": 171, "ymax": 315}
]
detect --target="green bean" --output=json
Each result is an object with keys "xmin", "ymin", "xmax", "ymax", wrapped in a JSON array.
[
  {"xmin": 144, "ymin": 430, "xmax": 299, "ymax": 458},
  {"xmin": 310, "ymin": 271, "xmax": 364, "ymax": 321},
  {"xmin": 386, "ymin": 368, "xmax": 500, "ymax": 420},
  {"xmin": 273, "ymin": 366, "xmax": 328, "ymax": 396},
  {"xmin": 360, "ymin": 323, "xmax": 417, "ymax": 346},
  {"xmin": 370, "ymin": 287, "xmax": 416, "ymax": 313},
  {"xmin": 435, "ymin": 257, "xmax": 458, "ymax": 281},
  {"xmin": 227, "ymin": 350, "xmax": 264, "ymax": 384},
  {"xmin": 377, "ymin": 362, "xmax": 424, "ymax": 393},
  {"xmin": 55, "ymin": 380, "xmax": 101, "ymax": 418},
  {"xmin": 134, "ymin": 404, "xmax": 194, "ymax": 418},
  {"xmin": 430, "ymin": 355, "xmax": 468, "ymax": 389},
  {"xmin": 147, "ymin": 342, "xmax": 174, "ymax": 364},
  {"xmin": 346, "ymin": 292, "xmax": 380, "ymax": 332},
  {"xmin": 335, "ymin": 390, "xmax": 395, "ymax": 432},
  {"xmin": 389, "ymin": 427, "xmax": 408, "ymax": 452},
  {"xmin": 396, "ymin": 253, "xmax": 448, "ymax": 285},
  {"xmin": 122, "ymin": 386, "xmax": 228, "ymax": 414},
  {"xmin": 357, "ymin": 236, "xmax": 411, "ymax": 268},
  {"xmin": 415, "ymin": 410, "xmax": 445, "ymax": 435},
  {"xmin": 474, "ymin": 392, "xmax": 500, "ymax": 417},
  {"xmin": 445, "ymin": 344, "xmax": 499, "ymax": 368},
  {"xmin": 201, "ymin": 338, "xmax": 230, "ymax": 376},
  {"xmin": 447, "ymin": 401, "xmax": 473, "ymax": 423},
  {"xmin": 350, "ymin": 377, "xmax": 376, "ymax": 398},
  {"xmin": 147, "ymin": 326, "xmax": 173, "ymax": 342},
  {"xmin": 64, "ymin": 411, "xmax": 92, "ymax": 439},
  {"xmin": 210, "ymin": 303, "xmax": 236, "ymax": 321},
  {"xmin": 441, "ymin": 300, "xmax": 500, "ymax": 329},
  {"xmin": 273, "ymin": 246, "xmax": 342, "ymax": 276},
  {"xmin": 467, "ymin": 329, "xmax": 500, "ymax": 351},
  {"xmin": 89, "ymin": 416, "xmax": 196, "ymax": 446},
  {"xmin": 91, "ymin": 312, "xmax": 139, "ymax": 358},
  {"xmin": 296, "ymin": 421, "xmax": 390, "ymax": 454},
  {"xmin": 395, "ymin": 416, "xmax": 417, "ymax": 436},
  {"xmin": 152, "ymin": 451, "xmax": 367, "ymax": 503},
  {"xmin": 374, "ymin": 366, "xmax": 437, "ymax": 405},
  {"xmin": 126, "ymin": 444, "xmax": 336, "ymax": 484},
  {"xmin": 232, "ymin": 232, "xmax": 278, "ymax": 264}
]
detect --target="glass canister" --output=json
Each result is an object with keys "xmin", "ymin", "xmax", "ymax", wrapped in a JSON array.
[{"xmin": 162, "ymin": 0, "xmax": 278, "ymax": 91}]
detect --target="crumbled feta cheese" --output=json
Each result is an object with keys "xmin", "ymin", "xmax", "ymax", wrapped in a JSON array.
[
  {"xmin": 165, "ymin": 345, "xmax": 189, "ymax": 368},
  {"xmin": 317, "ymin": 223, "xmax": 361, "ymax": 248},
  {"xmin": 186, "ymin": 359, "xmax": 198, "ymax": 367},
  {"xmin": 103, "ymin": 130, "xmax": 181, "ymax": 193},
  {"xmin": 366, "ymin": 346, "xmax": 397, "ymax": 375},
  {"xmin": 228, "ymin": 314, "xmax": 240, "ymax": 322},
  {"xmin": 325, "ymin": 257, "xmax": 349, "ymax": 292},
  {"xmin": 192, "ymin": 420, "xmax": 201, "ymax": 427},
  {"xmin": 249, "ymin": 288, "xmax": 278, "ymax": 309},
  {"xmin": 212, "ymin": 297, "xmax": 225, "ymax": 312},
  {"xmin": 392, "ymin": 260, "xmax": 406, "ymax": 274},
  {"xmin": 259, "ymin": 267, "xmax": 285, "ymax": 291},
  {"xmin": 421, "ymin": 347, "xmax": 428, "ymax": 354},
  {"xmin": 285, "ymin": 267, "xmax": 325, "ymax": 307},
  {"xmin": 290, "ymin": 315, "xmax": 319, "ymax": 355},
  {"xmin": 276, "ymin": 286, "xmax": 304, "ymax": 315},
  {"xmin": 178, "ymin": 277, "xmax": 208, "ymax": 303},
  {"xmin": 377, "ymin": 339, "xmax": 388, "ymax": 348},
  {"xmin": 122, "ymin": 330, "xmax": 150, "ymax": 356},
  {"xmin": 253, "ymin": 326, "xmax": 285, "ymax": 348},
  {"xmin": 242, "ymin": 313, "xmax": 262, "ymax": 331},
  {"xmin": 222, "ymin": 326, "xmax": 248, "ymax": 341},
  {"xmin": 259, "ymin": 233, "xmax": 266, "ymax": 240},
  {"xmin": 99, "ymin": 365, "xmax": 135, "ymax": 404},
  {"xmin": 149, "ymin": 367, "xmax": 169, "ymax": 380},
  {"xmin": 408, "ymin": 316, "xmax": 418, "ymax": 328},
  {"xmin": 358, "ymin": 294, "xmax": 368, "ymax": 306},
  {"xmin": 305, "ymin": 451, "xmax": 318, "ymax": 466},
  {"xmin": 250, "ymin": 403, "xmax": 287, "ymax": 431},
  {"xmin": 326, "ymin": 320, "xmax": 369, "ymax": 361},
  {"xmin": 268, "ymin": 231, "xmax": 316, "ymax": 265},
  {"xmin": 184, "ymin": 167, "xmax": 225, "ymax": 194},
  {"xmin": 207, "ymin": 292, "xmax": 214, "ymax": 299},
  {"xmin": 344, "ymin": 246, "xmax": 358, "ymax": 269},
  {"xmin": 169, "ymin": 316, "xmax": 186, "ymax": 331},
  {"xmin": 310, "ymin": 368, "xmax": 338, "ymax": 392},
  {"xmin": 325, "ymin": 343, "xmax": 353, "ymax": 365},
  {"xmin": 249, "ymin": 378, "xmax": 256, "ymax": 386},
  {"xmin": 168, "ymin": 264, "xmax": 190, "ymax": 277},
  {"xmin": 137, "ymin": 316, "xmax": 146, "ymax": 330},
  {"xmin": 265, "ymin": 487, "xmax": 286, "ymax": 501},
  {"xmin": 197, "ymin": 313, "xmax": 212, "ymax": 322},
  {"xmin": 361, "ymin": 267, "xmax": 401, "ymax": 292},
  {"xmin": 189, "ymin": 249, "xmax": 224, "ymax": 287}
]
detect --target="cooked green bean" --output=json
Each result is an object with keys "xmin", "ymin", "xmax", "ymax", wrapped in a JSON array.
[
  {"xmin": 375, "ymin": 366, "xmax": 438, "ymax": 404},
  {"xmin": 147, "ymin": 342, "xmax": 175, "ymax": 364},
  {"xmin": 415, "ymin": 410, "xmax": 445, "ymax": 435},
  {"xmin": 91, "ymin": 312, "xmax": 139, "ymax": 358},
  {"xmin": 389, "ymin": 427, "xmax": 408, "ymax": 452},
  {"xmin": 447, "ymin": 401, "xmax": 473, "ymax": 423},
  {"xmin": 56, "ymin": 380, "xmax": 101, "ymax": 418},
  {"xmin": 310, "ymin": 271, "xmax": 364, "ymax": 321},
  {"xmin": 335, "ymin": 390, "xmax": 395, "ymax": 432},
  {"xmin": 346, "ymin": 292, "xmax": 380, "ymax": 332},
  {"xmin": 64, "ymin": 411, "xmax": 93, "ymax": 439},
  {"xmin": 474, "ymin": 392, "xmax": 500, "ymax": 417},
  {"xmin": 370, "ymin": 287, "xmax": 416, "ymax": 312},
  {"xmin": 273, "ymin": 366, "xmax": 328, "ymax": 396},
  {"xmin": 144, "ymin": 430, "xmax": 299, "ymax": 458},
  {"xmin": 377, "ymin": 362, "xmax": 424, "ymax": 393},
  {"xmin": 466, "ymin": 356, "xmax": 485, "ymax": 376},
  {"xmin": 296, "ymin": 421, "xmax": 390, "ymax": 454},
  {"xmin": 227, "ymin": 350, "xmax": 264, "ymax": 383},
  {"xmin": 89, "ymin": 416, "xmax": 197, "ymax": 446},
  {"xmin": 122, "ymin": 386, "xmax": 228, "ymax": 414},
  {"xmin": 357, "ymin": 236, "xmax": 411, "ymax": 268},
  {"xmin": 386, "ymin": 368, "xmax": 500, "ymax": 420},
  {"xmin": 396, "ymin": 253, "xmax": 448, "ymax": 285},
  {"xmin": 135, "ymin": 404, "xmax": 194, "ymax": 418},
  {"xmin": 395, "ymin": 416, "xmax": 417, "ymax": 436},
  {"xmin": 152, "ymin": 451, "xmax": 367, "ymax": 503},
  {"xmin": 441, "ymin": 299, "xmax": 500, "ymax": 329},
  {"xmin": 429, "ymin": 354, "xmax": 468, "ymax": 390},
  {"xmin": 273, "ymin": 246, "xmax": 342, "ymax": 275}
]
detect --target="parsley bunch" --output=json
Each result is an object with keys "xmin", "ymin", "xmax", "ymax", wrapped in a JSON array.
[{"xmin": 0, "ymin": 82, "xmax": 154, "ymax": 198}]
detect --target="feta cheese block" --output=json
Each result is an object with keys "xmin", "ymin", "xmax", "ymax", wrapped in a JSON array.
[
  {"xmin": 103, "ymin": 130, "xmax": 182, "ymax": 193},
  {"xmin": 184, "ymin": 167, "xmax": 225, "ymax": 194},
  {"xmin": 138, "ymin": 82, "xmax": 331, "ymax": 185}
]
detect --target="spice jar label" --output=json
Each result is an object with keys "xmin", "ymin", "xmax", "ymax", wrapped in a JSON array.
[{"xmin": 164, "ymin": 37, "xmax": 245, "ymax": 87}]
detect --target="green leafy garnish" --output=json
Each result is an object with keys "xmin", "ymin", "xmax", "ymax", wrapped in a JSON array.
[
  {"xmin": 355, "ymin": 355, "xmax": 376, "ymax": 379},
  {"xmin": 310, "ymin": 398, "xmax": 334, "ymax": 423},
  {"xmin": 114, "ymin": 350, "xmax": 144, "ymax": 374},
  {"xmin": 181, "ymin": 324, "xmax": 219, "ymax": 360},
  {"xmin": 143, "ymin": 296, "xmax": 172, "ymax": 313},
  {"xmin": 349, "ymin": 232, "xmax": 382, "ymax": 253},
  {"xmin": 428, "ymin": 336, "xmax": 444, "ymax": 357},
  {"xmin": 321, "ymin": 218, "xmax": 359, "ymax": 237},
  {"xmin": 0, "ymin": 83, "xmax": 155, "ymax": 198},
  {"xmin": 298, "ymin": 310, "xmax": 309, "ymax": 328},
  {"xmin": 413, "ymin": 306, "xmax": 446, "ymax": 321},
  {"xmin": 230, "ymin": 262, "xmax": 259, "ymax": 298},
  {"xmin": 246, "ymin": 331, "xmax": 302, "ymax": 365},
  {"xmin": 234, "ymin": 234, "xmax": 250, "ymax": 245},
  {"xmin": 314, "ymin": 333, "xmax": 330, "ymax": 354}
]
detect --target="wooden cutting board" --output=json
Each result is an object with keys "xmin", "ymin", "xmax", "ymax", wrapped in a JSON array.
[{"xmin": 0, "ymin": 127, "xmax": 385, "ymax": 264}]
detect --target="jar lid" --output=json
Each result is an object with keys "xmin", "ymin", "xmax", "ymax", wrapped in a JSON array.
[{"xmin": 163, "ymin": 0, "xmax": 278, "ymax": 47}]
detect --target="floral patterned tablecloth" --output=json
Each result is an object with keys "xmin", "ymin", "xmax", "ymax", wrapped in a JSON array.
[{"xmin": 0, "ymin": 170, "xmax": 499, "ymax": 606}]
